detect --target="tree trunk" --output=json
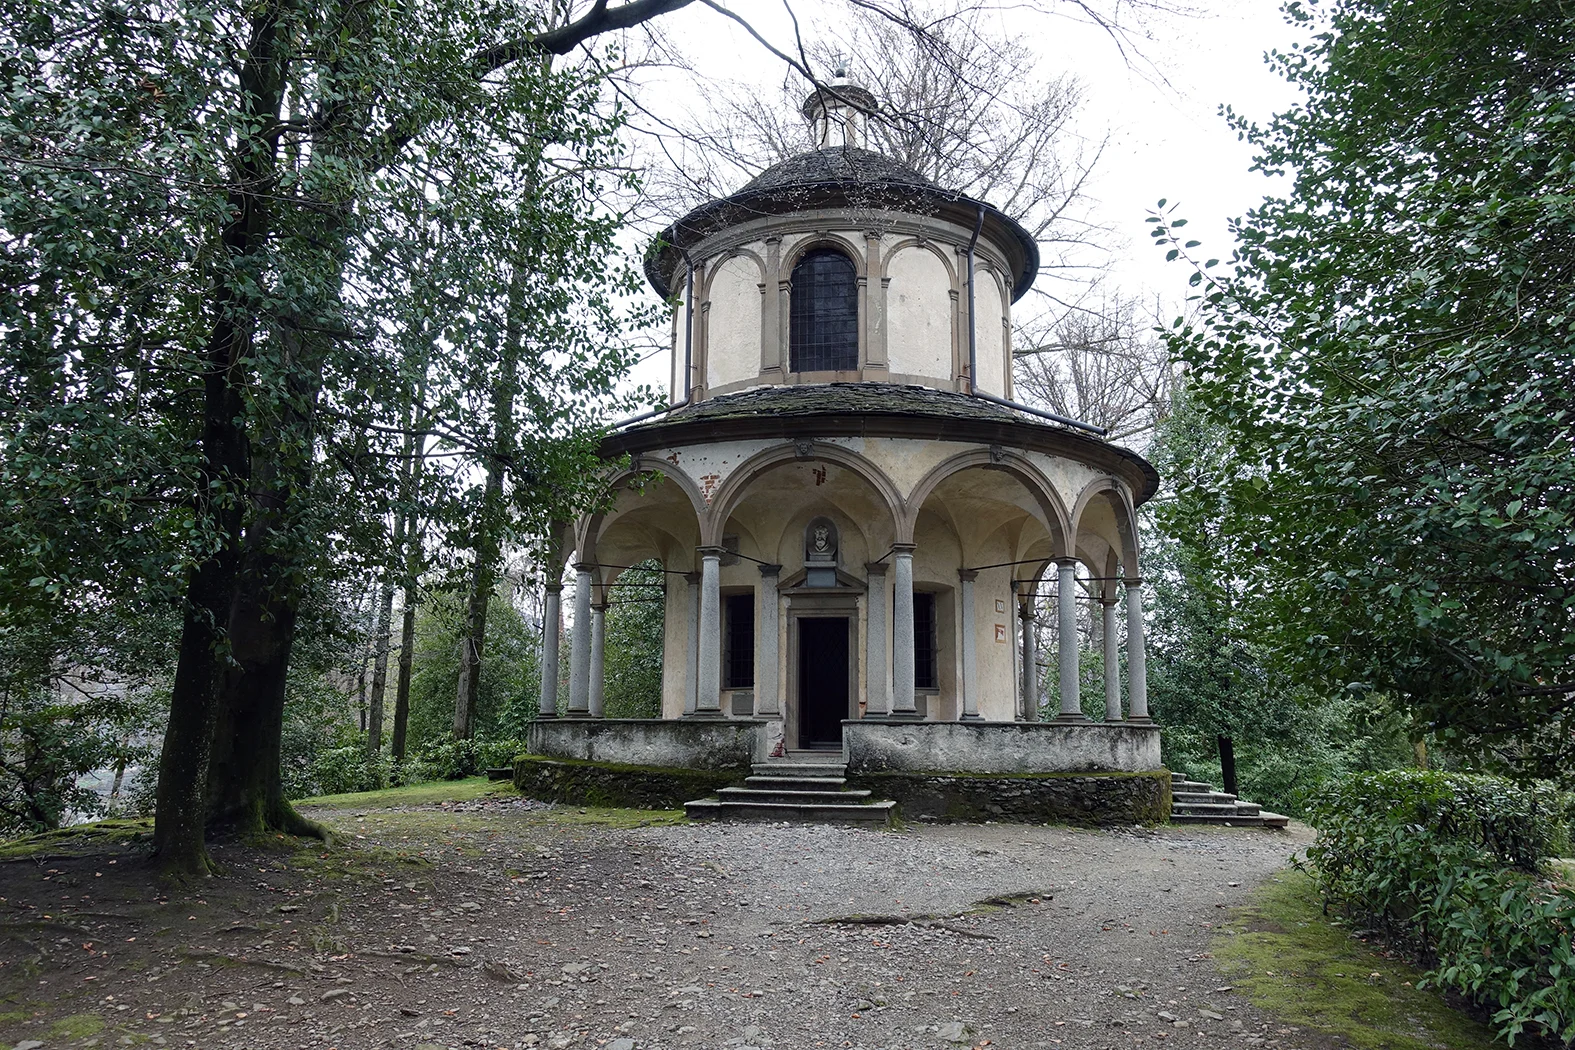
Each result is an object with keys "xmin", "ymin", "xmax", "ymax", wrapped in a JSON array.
[
  {"xmin": 1413, "ymin": 738, "xmax": 1429, "ymax": 770},
  {"xmin": 1217, "ymin": 734, "xmax": 1237, "ymax": 798},
  {"xmin": 366, "ymin": 573, "xmax": 395, "ymax": 758},
  {"xmin": 151, "ymin": 4, "xmax": 294, "ymax": 874},
  {"xmin": 391, "ymin": 589, "xmax": 418, "ymax": 762},
  {"xmin": 452, "ymin": 273, "xmax": 524, "ymax": 740}
]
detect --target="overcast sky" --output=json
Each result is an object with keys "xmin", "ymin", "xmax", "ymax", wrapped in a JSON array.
[{"xmin": 621, "ymin": 0, "xmax": 1307, "ymax": 392}]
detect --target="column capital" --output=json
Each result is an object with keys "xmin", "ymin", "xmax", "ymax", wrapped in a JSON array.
[
  {"xmin": 1124, "ymin": 575, "xmax": 1145, "ymax": 587},
  {"xmin": 591, "ymin": 601, "xmax": 609, "ymax": 612},
  {"xmin": 865, "ymin": 560, "xmax": 889, "ymax": 576},
  {"xmin": 696, "ymin": 545, "xmax": 727, "ymax": 558},
  {"xmin": 684, "ymin": 570, "xmax": 702, "ymax": 585},
  {"xmin": 758, "ymin": 562, "xmax": 782, "ymax": 578},
  {"xmin": 544, "ymin": 581, "xmax": 564, "ymax": 594},
  {"xmin": 957, "ymin": 568, "xmax": 979, "ymax": 583},
  {"xmin": 891, "ymin": 543, "xmax": 917, "ymax": 555},
  {"xmin": 1055, "ymin": 555, "xmax": 1080, "ymax": 568},
  {"xmin": 1099, "ymin": 594, "xmax": 1120, "ymax": 606},
  {"xmin": 573, "ymin": 562, "xmax": 596, "ymax": 574}
]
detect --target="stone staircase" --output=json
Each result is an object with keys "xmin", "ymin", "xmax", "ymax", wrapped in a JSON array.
[
  {"xmin": 1170, "ymin": 772, "xmax": 1290, "ymax": 829},
  {"xmin": 684, "ymin": 757, "xmax": 898, "ymax": 826}
]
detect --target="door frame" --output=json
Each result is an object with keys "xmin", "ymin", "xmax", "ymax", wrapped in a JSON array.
[{"xmin": 784, "ymin": 593, "xmax": 860, "ymax": 751}]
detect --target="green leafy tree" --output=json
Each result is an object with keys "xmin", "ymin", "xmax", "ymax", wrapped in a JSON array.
[
  {"xmin": 602, "ymin": 561, "xmax": 665, "ymax": 718},
  {"xmin": 1157, "ymin": 0, "xmax": 1575, "ymax": 780}
]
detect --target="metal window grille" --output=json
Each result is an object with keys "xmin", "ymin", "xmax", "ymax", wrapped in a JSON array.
[
  {"xmin": 789, "ymin": 249, "xmax": 859, "ymax": 372},
  {"xmin": 913, "ymin": 591, "xmax": 938, "ymax": 690},
  {"xmin": 724, "ymin": 593, "xmax": 755, "ymax": 688}
]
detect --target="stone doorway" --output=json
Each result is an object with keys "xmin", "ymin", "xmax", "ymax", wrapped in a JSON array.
[{"xmin": 797, "ymin": 616, "xmax": 850, "ymax": 750}]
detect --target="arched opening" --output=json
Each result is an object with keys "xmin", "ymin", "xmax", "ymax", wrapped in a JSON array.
[{"xmin": 789, "ymin": 248, "xmax": 858, "ymax": 372}]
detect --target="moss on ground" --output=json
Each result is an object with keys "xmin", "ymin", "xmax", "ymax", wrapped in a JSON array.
[
  {"xmin": 0, "ymin": 819, "xmax": 152, "ymax": 860},
  {"xmin": 47, "ymin": 1012, "xmax": 106, "ymax": 1038},
  {"xmin": 295, "ymin": 776, "xmax": 506, "ymax": 810},
  {"xmin": 1214, "ymin": 869, "xmax": 1502, "ymax": 1050}
]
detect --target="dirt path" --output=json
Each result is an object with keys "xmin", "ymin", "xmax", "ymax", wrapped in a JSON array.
[{"xmin": 0, "ymin": 797, "xmax": 1324, "ymax": 1050}]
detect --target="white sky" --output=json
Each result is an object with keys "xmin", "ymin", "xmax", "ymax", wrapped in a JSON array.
[{"xmin": 620, "ymin": 0, "xmax": 1306, "ymax": 394}]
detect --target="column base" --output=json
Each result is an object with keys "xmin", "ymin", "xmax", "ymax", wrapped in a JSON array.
[
  {"xmin": 959, "ymin": 713, "xmax": 986, "ymax": 722},
  {"xmin": 1124, "ymin": 715, "xmax": 1155, "ymax": 725},
  {"xmin": 878, "ymin": 710, "xmax": 923, "ymax": 721},
  {"xmin": 1054, "ymin": 712, "xmax": 1093, "ymax": 724},
  {"xmin": 535, "ymin": 711, "xmax": 558, "ymax": 719},
  {"xmin": 684, "ymin": 709, "xmax": 726, "ymax": 719},
  {"xmin": 1104, "ymin": 714, "xmax": 1125, "ymax": 724}
]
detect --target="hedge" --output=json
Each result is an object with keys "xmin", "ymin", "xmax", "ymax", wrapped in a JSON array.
[{"xmin": 1306, "ymin": 770, "xmax": 1574, "ymax": 1046}]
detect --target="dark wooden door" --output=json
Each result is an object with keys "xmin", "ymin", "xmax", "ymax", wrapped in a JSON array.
[{"xmin": 798, "ymin": 617, "xmax": 849, "ymax": 749}]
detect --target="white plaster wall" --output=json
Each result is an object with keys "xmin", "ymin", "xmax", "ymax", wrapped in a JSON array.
[
  {"xmin": 657, "ymin": 439, "xmax": 779, "ymax": 511},
  {"xmin": 705, "ymin": 254, "xmax": 764, "ymax": 390},
  {"xmin": 821, "ymin": 437, "xmax": 958, "ymax": 504},
  {"xmin": 973, "ymin": 271, "xmax": 1007, "ymax": 397},
  {"xmin": 1022, "ymin": 450, "xmax": 1106, "ymax": 523},
  {"xmin": 885, "ymin": 246, "xmax": 953, "ymax": 382}
]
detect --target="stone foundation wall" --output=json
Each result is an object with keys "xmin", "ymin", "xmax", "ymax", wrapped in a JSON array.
[
  {"xmin": 844, "ymin": 720, "xmax": 1162, "ymax": 774},
  {"xmin": 848, "ymin": 770, "xmax": 1172, "ymax": 825},
  {"xmin": 526, "ymin": 718, "xmax": 766, "ymax": 770},
  {"xmin": 513, "ymin": 755, "xmax": 743, "ymax": 810}
]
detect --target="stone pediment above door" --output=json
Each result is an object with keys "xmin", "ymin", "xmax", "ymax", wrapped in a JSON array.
[{"xmin": 778, "ymin": 566, "xmax": 867, "ymax": 595}]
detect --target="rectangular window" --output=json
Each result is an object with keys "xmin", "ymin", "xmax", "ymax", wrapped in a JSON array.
[
  {"xmin": 724, "ymin": 592, "xmax": 755, "ymax": 689},
  {"xmin": 913, "ymin": 591, "xmax": 938, "ymax": 690}
]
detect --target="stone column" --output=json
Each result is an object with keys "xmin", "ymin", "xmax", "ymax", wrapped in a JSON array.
[
  {"xmin": 567, "ymin": 565, "xmax": 594, "ymax": 715},
  {"xmin": 1019, "ymin": 596, "xmax": 1038, "ymax": 722},
  {"xmin": 1102, "ymin": 596, "xmax": 1123, "ymax": 722},
  {"xmin": 538, "ymin": 582, "xmax": 561, "ymax": 717},
  {"xmin": 1125, "ymin": 577, "xmax": 1151, "ymax": 722},
  {"xmin": 683, "ymin": 571, "xmax": 700, "ymax": 715},
  {"xmin": 890, "ymin": 544, "xmax": 919, "ymax": 718},
  {"xmin": 693, "ymin": 547, "xmax": 724, "ymax": 716},
  {"xmin": 958, "ymin": 569, "xmax": 981, "ymax": 720},
  {"xmin": 757, "ymin": 564, "xmax": 782, "ymax": 715},
  {"xmin": 864, "ymin": 561, "xmax": 889, "ymax": 716},
  {"xmin": 588, "ymin": 602, "xmax": 607, "ymax": 718},
  {"xmin": 1055, "ymin": 558, "xmax": 1083, "ymax": 721}
]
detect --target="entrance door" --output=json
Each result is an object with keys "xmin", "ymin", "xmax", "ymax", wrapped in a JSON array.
[{"xmin": 798, "ymin": 617, "xmax": 850, "ymax": 750}]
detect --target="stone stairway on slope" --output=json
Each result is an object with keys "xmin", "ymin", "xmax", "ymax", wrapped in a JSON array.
[
  {"xmin": 684, "ymin": 756, "xmax": 897, "ymax": 827},
  {"xmin": 1170, "ymin": 771, "xmax": 1290, "ymax": 829}
]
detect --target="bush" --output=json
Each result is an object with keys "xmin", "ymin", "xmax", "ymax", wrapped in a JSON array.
[
  {"xmin": 304, "ymin": 744, "xmax": 392, "ymax": 798},
  {"xmin": 1306, "ymin": 771, "xmax": 1575, "ymax": 1045}
]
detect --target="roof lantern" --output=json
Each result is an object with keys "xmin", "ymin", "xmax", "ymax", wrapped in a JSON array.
[{"xmin": 802, "ymin": 71, "xmax": 879, "ymax": 150}]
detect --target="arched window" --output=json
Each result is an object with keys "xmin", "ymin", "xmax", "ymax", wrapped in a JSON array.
[{"xmin": 789, "ymin": 249, "xmax": 858, "ymax": 372}]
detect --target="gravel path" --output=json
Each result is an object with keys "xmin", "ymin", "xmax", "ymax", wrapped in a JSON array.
[{"xmin": 0, "ymin": 808, "xmax": 1322, "ymax": 1050}]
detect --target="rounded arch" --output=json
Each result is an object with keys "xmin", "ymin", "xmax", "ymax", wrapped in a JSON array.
[
  {"xmin": 1069, "ymin": 477, "xmax": 1141, "ymax": 577},
  {"xmin": 903, "ymin": 447, "xmax": 1071, "ymax": 553},
  {"xmin": 879, "ymin": 236, "xmax": 958, "ymax": 285},
  {"xmin": 698, "ymin": 247, "xmax": 766, "ymax": 301},
  {"xmin": 783, "ymin": 232, "xmax": 867, "ymax": 276},
  {"xmin": 704, "ymin": 441, "xmax": 903, "ymax": 548},
  {"xmin": 574, "ymin": 457, "xmax": 708, "ymax": 565}
]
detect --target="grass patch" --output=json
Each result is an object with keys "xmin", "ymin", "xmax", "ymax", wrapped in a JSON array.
[
  {"xmin": 295, "ymin": 776, "xmax": 505, "ymax": 809},
  {"xmin": 47, "ymin": 1013, "xmax": 106, "ymax": 1039},
  {"xmin": 1214, "ymin": 869, "xmax": 1502, "ymax": 1050}
]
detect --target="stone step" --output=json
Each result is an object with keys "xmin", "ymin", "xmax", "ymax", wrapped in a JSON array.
[
  {"xmin": 1170, "ymin": 812, "xmax": 1269, "ymax": 827},
  {"xmin": 743, "ymin": 775, "xmax": 851, "ymax": 793},
  {"xmin": 683, "ymin": 799, "xmax": 897, "ymax": 826},
  {"xmin": 750, "ymin": 762, "xmax": 847, "ymax": 778},
  {"xmin": 1168, "ymin": 771, "xmax": 1285, "ymax": 831},
  {"xmin": 1172, "ymin": 791, "xmax": 1241, "ymax": 805},
  {"xmin": 718, "ymin": 786, "xmax": 873, "ymax": 806}
]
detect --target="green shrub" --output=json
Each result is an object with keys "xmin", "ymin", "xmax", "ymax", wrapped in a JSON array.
[
  {"xmin": 304, "ymin": 745, "xmax": 392, "ymax": 797},
  {"xmin": 1306, "ymin": 771, "xmax": 1575, "ymax": 1045}
]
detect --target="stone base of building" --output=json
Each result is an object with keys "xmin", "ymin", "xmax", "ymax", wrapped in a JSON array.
[
  {"xmin": 512, "ymin": 754, "xmax": 745, "ymax": 810},
  {"xmin": 847, "ymin": 769, "xmax": 1171, "ymax": 826}
]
